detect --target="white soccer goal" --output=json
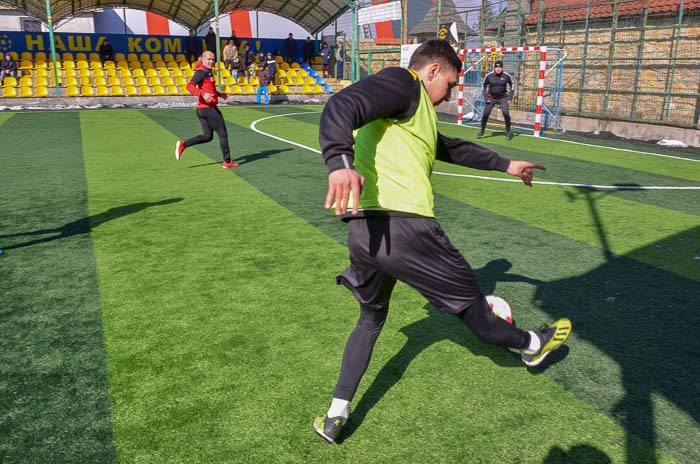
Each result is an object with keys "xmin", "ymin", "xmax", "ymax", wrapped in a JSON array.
[{"xmin": 457, "ymin": 46, "xmax": 565, "ymax": 137}]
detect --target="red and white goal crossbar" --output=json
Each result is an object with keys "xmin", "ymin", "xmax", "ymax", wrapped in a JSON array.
[{"xmin": 458, "ymin": 46, "xmax": 548, "ymax": 137}]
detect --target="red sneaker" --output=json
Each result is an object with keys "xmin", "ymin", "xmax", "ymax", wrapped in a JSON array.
[
  {"xmin": 222, "ymin": 160, "xmax": 240, "ymax": 168},
  {"xmin": 175, "ymin": 140, "xmax": 185, "ymax": 160}
]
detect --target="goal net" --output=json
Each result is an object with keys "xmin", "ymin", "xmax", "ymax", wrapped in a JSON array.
[{"xmin": 457, "ymin": 46, "xmax": 565, "ymax": 137}]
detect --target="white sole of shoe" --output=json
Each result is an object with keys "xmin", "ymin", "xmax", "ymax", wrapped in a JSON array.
[{"xmin": 313, "ymin": 422, "xmax": 334, "ymax": 444}]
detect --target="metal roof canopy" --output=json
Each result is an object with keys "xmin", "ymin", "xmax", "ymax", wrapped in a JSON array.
[{"xmin": 2, "ymin": 0, "xmax": 350, "ymax": 35}]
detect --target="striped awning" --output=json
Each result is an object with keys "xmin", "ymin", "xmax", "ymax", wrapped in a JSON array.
[{"xmin": 4, "ymin": 0, "xmax": 349, "ymax": 35}]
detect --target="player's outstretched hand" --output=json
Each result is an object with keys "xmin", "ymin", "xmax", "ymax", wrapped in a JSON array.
[
  {"xmin": 507, "ymin": 160, "xmax": 545, "ymax": 187},
  {"xmin": 325, "ymin": 168, "xmax": 365, "ymax": 216}
]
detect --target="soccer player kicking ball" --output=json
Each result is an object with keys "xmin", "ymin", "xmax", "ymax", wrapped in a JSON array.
[
  {"xmin": 175, "ymin": 51, "xmax": 239, "ymax": 168},
  {"xmin": 313, "ymin": 40, "xmax": 572, "ymax": 444}
]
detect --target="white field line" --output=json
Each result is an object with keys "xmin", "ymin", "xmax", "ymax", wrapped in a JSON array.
[{"xmin": 250, "ymin": 112, "xmax": 700, "ymax": 191}]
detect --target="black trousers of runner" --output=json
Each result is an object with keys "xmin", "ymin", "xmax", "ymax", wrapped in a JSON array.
[
  {"xmin": 481, "ymin": 97, "xmax": 511, "ymax": 132},
  {"xmin": 185, "ymin": 107, "xmax": 232, "ymax": 163},
  {"xmin": 333, "ymin": 216, "xmax": 530, "ymax": 401}
]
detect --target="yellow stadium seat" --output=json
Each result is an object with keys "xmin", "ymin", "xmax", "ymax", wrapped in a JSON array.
[
  {"xmin": 3, "ymin": 77, "xmax": 17, "ymax": 87},
  {"xmin": 268, "ymin": 84, "xmax": 278, "ymax": 94},
  {"xmin": 34, "ymin": 52, "xmax": 47, "ymax": 61},
  {"xmin": 142, "ymin": 61, "xmax": 154, "ymax": 70},
  {"xmin": 78, "ymin": 68, "xmax": 91, "ymax": 78},
  {"xmin": 2, "ymin": 87, "xmax": 17, "ymax": 97},
  {"xmin": 35, "ymin": 86, "xmax": 49, "ymax": 97},
  {"xmin": 95, "ymin": 85, "xmax": 109, "ymax": 97},
  {"xmin": 167, "ymin": 61, "xmax": 179, "ymax": 70},
  {"xmin": 129, "ymin": 60, "xmax": 142, "ymax": 69},
  {"xmin": 64, "ymin": 69, "xmax": 77, "ymax": 78},
  {"xmin": 34, "ymin": 60, "xmax": 47, "ymax": 69},
  {"xmin": 111, "ymin": 85, "xmax": 124, "ymax": 96},
  {"xmin": 148, "ymin": 77, "xmax": 161, "ymax": 86},
  {"xmin": 230, "ymin": 85, "xmax": 242, "ymax": 94},
  {"xmin": 94, "ymin": 77, "xmax": 107, "ymax": 86},
  {"xmin": 121, "ymin": 77, "xmax": 135, "ymax": 86},
  {"xmin": 75, "ymin": 52, "xmax": 88, "ymax": 61},
  {"xmin": 35, "ymin": 77, "xmax": 48, "ymax": 87},
  {"xmin": 183, "ymin": 69, "xmax": 193, "ymax": 78},
  {"xmin": 145, "ymin": 68, "xmax": 158, "ymax": 77},
  {"xmin": 19, "ymin": 86, "xmax": 33, "ymax": 97},
  {"xmin": 152, "ymin": 85, "xmax": 165, "ymax": 96},
  {"xmin": 305, "ymin": 77, "xmax": 316, "ymax": 85},
  {"xmin": 19, "ymin": 77, "xmax": 33, "ymax": 87},
  {"xmin": 90, "ymin": 61, "xmax": 102, "ymax": 70},
  {"xmin": 280, "ymin": 62, "xmax": 290, "ymax": 71},
  {"xmin": 115, "ymin": 53, "xmax": 126, "ymax": 62},
  {"xmin": 93, "ymin": 69, "xmax": 105, "ymax": 79},
  {"xmin": 291, "ymin": 62, "xmax": 300, "ymax": 69},
  {"xmin": 139, "ymin": 85, "xmax": 152, "ymax": 96},
  {"xmin": 64, "ymin": 77, "xmax": 78, "ymax": 87},
  {"xmin": 9, "ymin": 51, "xmax": 19, "ymax": 60},
  {"xmin": 179, "ymin": 61, "xmax": 191, "ymax": 70},
  {"xmin": 161, "ymin": 77, "xmax": 175, "ymax": 86},
  {"xmin": 179, "ymin": 85, "xmax": 188, "ymax": 94},
  {"xmin": 127, "ymin": 53, "xmax": 138, "ymax": 62},
  {"xmin": 249, "ymin": 77, "xmax": 259, "ymax": 86},
  {"xmin": 314, "ymin": 84, "xmax": 325, "ymax": 93},
  {"xmin": 62, "ymin": 52, "xmax": 74, "ymax": 61},
  {"xmin": 34, "ymin": 68, "xmax": 48, "ymax": 77},
  {"xmin": 21, "ymin": 52, "xmax": 33, "ymax": 61},
  {"xmin": 279, "ymin": 84, "xmax": 290, "ymax": 94},
  {"xmin": 166, "ymin": 85, "xmax": 180, "ymax": 95},
  {"xmin": 89, "ymin": 53, "xmax": 100, "ymax": 61},
  {"xmin": 175, "ymin": 54, "xmax": 187, "ymax": 62},
  {"xmin": 135, "ymin": 77, "xmax": 148, "ymax": 86},
  {"xmin": 66, "ymin": 86, "xmax": 80, "ymax": 97},
  {"xmin": 108, "ymin": 76, "xmax": 121, "ymax": 86},
  {"xmin": 81, "ymin": 86, "xmax": 95, "ymax": 97},
  {"xmin": 139, "ymin": 53, "xmax": 151, "ymax": 62},
  {"xmin": 175, "ymin": 77, "xmax": 188, "ymax": 86},
  {"xmin": 76, "ymin": 60, "xmax": 89, "ymax": 69},
  {"xmin": 157, "ymin": 67, "xmax": 170, "ymax": 77},
  {"xmin": 116, "ymin": 60, "xmax": 129, "ymax": 69},
  {"xmin": 151, "ymin": 54, "xmax": 163, "ymax": 62},
  {"xmin": 105, "ymin": 68, "xmax": 117, "ymax": 77},
  {"xmin": 124, "ymin": 85, "xmax": 138, "ymax": 96},
  {"xmin": 119, "ymin": 69, "xmax": 132, "ymax": 78},
  {"xmin": 297, "ymin": 69, "xmax": 308, "ymax": 77},
  {"xmin": 163, "ymin": 53, "xmax": 175, "ymax": 62},
  {"xmin": 243, "ymin": 84, "xmax": 255, "ymax": 95},
  {"xmin": 103, "ymin": 61, "xmax": 115, "ymax": 69},
  {"xmin": 236, "ymin": 76, "xmax": 247, "ymax": 85},
  {"xmin": 63, "ymin": 60, "xmax": 76, "ymax": 69},
  {"xmin": 79, "ymin": 77, "xmax": 91, "ymax": 86},
  {"xmin": 275, "ymin": 56, "xmax": 283, "ymax": 63},
  {"xmin": 19, "ymin": 60, "xmax": 33, "ymax": 71},
  {"xmin": 170, "ymin": 68, "xmax": 182, "ymax": 77},
  {"xmin": 132, "ymin": 69, "xmax": 145, "ymax": 77}
]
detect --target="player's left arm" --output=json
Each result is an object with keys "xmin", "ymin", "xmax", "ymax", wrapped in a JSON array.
[
  {"xmin": 436, "ymin": 133, "xmax": 544, "ymax": 186},
  {"xmin": 507, "ymin": 73, "xmax": 515, "ymax": 102}
]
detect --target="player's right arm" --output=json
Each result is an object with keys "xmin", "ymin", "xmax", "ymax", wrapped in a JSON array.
[{"xmin": 186, "ymin": 70, "xmax": 207, "ymax": 97}]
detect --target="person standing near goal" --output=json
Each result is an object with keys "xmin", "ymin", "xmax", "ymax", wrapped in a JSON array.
[
  {"xmin": 477, "ymin": 60, "xmax": 514, "ymax": 140},
  {"xmin": 175, "ymin": 51, "xmax": 239, "ymax": 168},
  {"xmin": 313, "ymin": 40, "xmax": 572, "ymax": 444}
]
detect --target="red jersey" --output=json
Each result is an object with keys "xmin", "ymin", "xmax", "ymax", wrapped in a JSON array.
[{"xmin": 187, "ymin": 63, "xmax": 221, "ymax": 108}]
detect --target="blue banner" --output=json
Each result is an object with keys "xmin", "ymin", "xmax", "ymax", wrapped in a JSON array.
[{"xmin": 0, "ymin": 31, "xmax": 312, "ymax": 59}]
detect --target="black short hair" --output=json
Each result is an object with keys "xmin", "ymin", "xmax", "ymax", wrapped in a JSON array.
[{"xmin": 408, "ymin": 40, "xmax": 461, "ymax": 74}]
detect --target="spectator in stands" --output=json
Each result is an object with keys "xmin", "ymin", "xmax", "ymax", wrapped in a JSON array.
[
  {"xmin": 185, "ymin": 30, "xmax": 201, "ymax": 64},
  {"xmin": 256, "ymin": 63, "xmax": 271, "ymax": 105},
  {"xmin": 223, "ymin": 39, "xmax": 238, "ymax": 72},
  {"xmin": 175, "ymin": 50, "xmax": 238, "ymax": 169},
  {"xmin": 231, "ymin": 56, "xmax": 244, "ymax": 83},
  {"xmin": 320, "ymin": 42, "xmax": 332, "ymax": 78},
  {"xmin": 283, "ymin": 33, "xmax": 297, "ymax": 64},
  {"xmin": 205, "ymin": 27, "xmax": 217, "ymax": 52},
  {"xmin": 302, "ymin": 37, "xmax": 315, "ymax": 65},
  {"xmin": 335, "ymin": 40, "xmax": 344, "ymax": 79},
  {"xmin": 99, "ymin": 39, "xmax": 115, "ymax": 64},
  {"xmin": 229, "ymin": 30, "xmax": 240, "ymax": 49},
  {"xmin": 477, "ymin": 60, "xmax": 515, "ymax": 141},
  {"xmin": 266, "ymin": 52, "xmax": 277, "ymax": 83},
  {"xmin": 0, "ymin": 53, "xmax": 18, "ymax": 85},
  {"xmin": 256, "ymin": 51, "xmax": 266, "ymax": 70},
  {"xmin": 242, "ymin": 44, "xmax": 255, "ymax": 78}
]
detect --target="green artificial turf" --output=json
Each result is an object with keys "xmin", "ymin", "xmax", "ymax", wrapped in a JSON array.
[{"xmin": 2, "ymin": 106, "xmax": 698, "ymax": 464}]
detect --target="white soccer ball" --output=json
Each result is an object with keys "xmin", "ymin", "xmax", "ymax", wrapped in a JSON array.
[
  {"xmin": 485, "ymin": 295, "xmax": 513, "ymax": 324},
  {"xmin": 465, "ymin": 111, "xmax": 475, "ymax": 121}
]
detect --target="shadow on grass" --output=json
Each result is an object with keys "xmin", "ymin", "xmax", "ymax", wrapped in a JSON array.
[
  {"xmin": 236, "ymin": 148, "xmax": 293, "ymax": 165},
  {"xmin": 0, "ymin": 198, "xmax": 183, "ymax": 251}
]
